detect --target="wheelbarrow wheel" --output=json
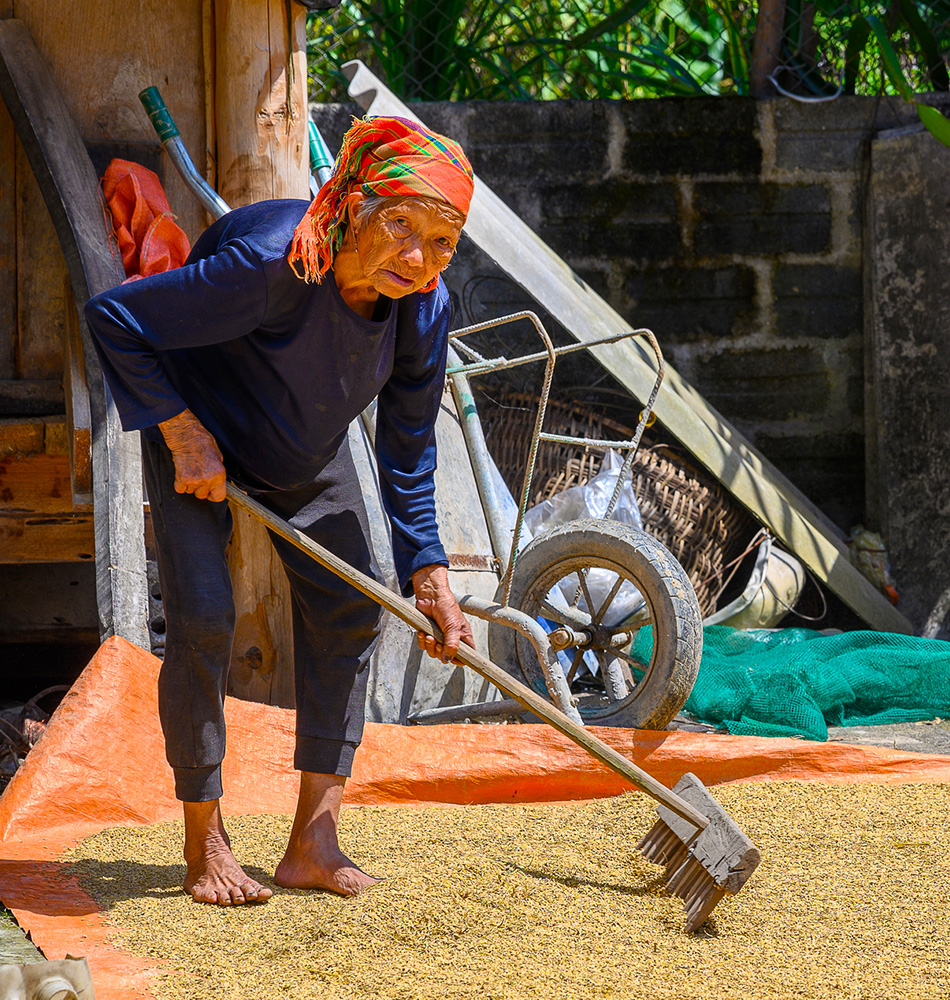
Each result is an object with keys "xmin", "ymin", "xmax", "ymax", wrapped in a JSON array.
[{"xmin": 488, "ymin": 518, "xmax": 702, "ymax": 730}]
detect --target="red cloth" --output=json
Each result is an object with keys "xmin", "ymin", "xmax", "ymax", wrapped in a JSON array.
[{"xmin": 102, "ymin": 158, "xmax": 190, "ymax": 279}]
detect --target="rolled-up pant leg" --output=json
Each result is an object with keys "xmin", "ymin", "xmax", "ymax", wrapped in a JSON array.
[
  {"xmin": 259, "ymin": 439, "xmax": 382, "ymax": 778},
  {"xmin": 141, "ymin": 436, "xmax": 235, "ymax": 803}
]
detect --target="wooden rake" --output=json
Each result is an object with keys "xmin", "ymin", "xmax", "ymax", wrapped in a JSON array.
[{"xmin": 228, "ymin": 483, "xmax": 761, "ymax": 932}]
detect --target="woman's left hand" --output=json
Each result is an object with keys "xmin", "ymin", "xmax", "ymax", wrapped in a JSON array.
[{"xmin": 412, "ymin": 564, "xmax": 475, "ymax": 663}]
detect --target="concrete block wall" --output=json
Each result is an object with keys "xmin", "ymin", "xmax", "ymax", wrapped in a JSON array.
[{"xmin": 311, "ymin": 95, "xmax": 927, "ymax": 531}]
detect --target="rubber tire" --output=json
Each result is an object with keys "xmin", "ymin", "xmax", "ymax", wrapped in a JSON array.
[{"xmin": 489, "ymin": 518, "xmax": 703, "ymax": 730}]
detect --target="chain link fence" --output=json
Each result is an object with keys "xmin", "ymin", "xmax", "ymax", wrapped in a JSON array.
[{"xmin": 305, "ymin": 1, "xmax": 950, "ymax": 103}]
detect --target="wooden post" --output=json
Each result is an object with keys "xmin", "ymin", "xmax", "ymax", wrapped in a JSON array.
[
  {"xmin": 213, "ymin": 0, "xmax": 308, "ymax": 207},
  {"xmin": 750, "ymin": 0, "xmax": 786, "ymax": 97},
  {"xmin": 213, "ymin": 0, "xmax": 308, "ymax": 706},
  {"xmin": 0, "ymin": 0, "xmax": 14, "ymax": 382}
]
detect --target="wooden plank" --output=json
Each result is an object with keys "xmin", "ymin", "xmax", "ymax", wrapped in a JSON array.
[
  {"xmin": 0, "ymin": 563, "xmax": 98, "ymax": 636},
  {"xmin": 0, "ymin": 416, "xmax": 43, "ymax": 454},
  {"xmin": 62, "ymin": 273, "xmax": 92, "ymax": 507},
  {"xmin": 213, "ymin": 0, "xmax": 308, "ymax": 209},
  {"xmin": 16, "ymin": 0, "xmax": 207, "ymax": 242},
  {"xmin": 15, "ymin": 139, "xmax": 66, "ymax": 378},
  {"xmin": 0, "ymin": 450, "xmax": 75, "ymax": 512},
  {"xmin": 226, "ymin": 522, "xmax": 295, "ymax": 709},
  {"xmin": 0, "ymin": 510, "xmax": 95, "ymax": 562},
  {"xmin": 0, "ymin": 415, "xmax": 71, "ymax": 456},
  {"xmin": 0, "ymin": 18, "xmax": 148, "ymax": 647},
  {"xmin": 343, "ymin": 60, "xmax": 912, "ymax": 635},
  {"xmin": 0, "ymin": 57, "xmax": 14, "ymax": 380},
  {"xmin": 0, "ymin": 378, "xmax": 63, "ymax": 415}
]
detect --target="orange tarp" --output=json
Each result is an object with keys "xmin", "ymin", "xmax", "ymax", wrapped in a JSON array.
[{"xmin": 1, "ymin": 637, "xmax": 950, "ymax": 999}]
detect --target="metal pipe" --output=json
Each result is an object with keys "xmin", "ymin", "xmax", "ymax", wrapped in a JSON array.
[
  {"xmin": 457, "ymin": 594, "xmax": 582, "ymax": 725},
  {"xmin": 308, "ymin": 120, "xmax": 335, "ymax": 193},
  {"xmin": 139, "ymin": 87, "xmax": 231, "ymax": 220},
  {"xmin": 447, "ymin": 346, "xmax": 512, "ymax": 576},
  {"xmin": 407, "ymin": 698, "xmax": 526, "ymax": 724}
]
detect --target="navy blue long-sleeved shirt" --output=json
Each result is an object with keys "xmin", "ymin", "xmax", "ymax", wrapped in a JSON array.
[{"xmin": 84, "ymin": 199, "xmax": 448, "ymax": 590}]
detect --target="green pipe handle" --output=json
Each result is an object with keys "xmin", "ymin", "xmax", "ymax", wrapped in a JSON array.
[
  {"xmin": 139, "ymin": 86, "xmax": 180, "ymax": 143},
  {"xmin": 308, "ymin": 120, "xmax": 334, "ymax": 176}
]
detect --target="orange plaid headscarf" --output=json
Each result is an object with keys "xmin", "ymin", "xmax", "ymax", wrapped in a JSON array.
[{"xmin": 288, "ymin": 116, "xmax": 474, "ymax": 290}]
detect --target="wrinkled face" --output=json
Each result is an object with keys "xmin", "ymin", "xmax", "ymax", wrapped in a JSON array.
[{"xmin": 352, "ymin": 195, "xmax": 464, "ymax": 298}]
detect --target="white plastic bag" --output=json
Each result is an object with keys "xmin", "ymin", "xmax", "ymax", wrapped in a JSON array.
[
  {"xmin": 523, "ymin": 449, "xmax": 642, "ymax": 537},
  {"xmin": 524, "ymin": 451, "xmax": 646, "ymax": 673}
]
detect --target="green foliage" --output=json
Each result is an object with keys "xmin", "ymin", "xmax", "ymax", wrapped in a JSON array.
[
  {"xmin": 865, "ymin": 12, "xmax": 950, "ymax": 148},
  {"xmin": 305, "ymin": 2, "xmax": 950, "ymax": 103},
  {"xmin": 307, "ymin": 1, "xmax": 758, "ymax": 101}
]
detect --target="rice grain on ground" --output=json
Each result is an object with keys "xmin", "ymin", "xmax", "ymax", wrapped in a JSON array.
[{"xmin": 67, "ymin": 783, "xmax": 950, "ymax": 1000}]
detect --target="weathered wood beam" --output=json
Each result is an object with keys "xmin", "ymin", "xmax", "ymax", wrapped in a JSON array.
[
  {"xmin": 0, "ymin": 18, "xmax": 148, "ymax": 646},
  {"xmin": 0, "ymin": 511, "xmax": 95, "ymax": 563},
  {"xmin": 342, "ymin": 60, "xmax": 912, "ymax": 635},
  {"xmin": 214, "ymin": 0, "xmax": 308, "ymax": 707},
  {"xmin": 0, "ymin": 379, "xmax": 63, "ymax": 415}
]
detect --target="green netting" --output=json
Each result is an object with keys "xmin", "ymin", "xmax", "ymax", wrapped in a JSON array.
[{"xmin": 632, "ymin": 626, "xmax": 950, "ymax": 741}]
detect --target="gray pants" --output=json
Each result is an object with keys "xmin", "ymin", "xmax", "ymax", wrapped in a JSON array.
[{"xmin": 142, "ymin": 435, "xmax": 382, "ymax": 802}]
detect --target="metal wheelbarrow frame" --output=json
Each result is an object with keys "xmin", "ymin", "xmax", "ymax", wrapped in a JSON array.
[{"xmin": 410, "ymin": 311, "xmax": 703, "ymax": 730}]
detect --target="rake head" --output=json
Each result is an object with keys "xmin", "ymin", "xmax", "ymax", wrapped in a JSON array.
[{"xmin": 637, "ymin": 772, "xmax": 761, "ymax": 932}]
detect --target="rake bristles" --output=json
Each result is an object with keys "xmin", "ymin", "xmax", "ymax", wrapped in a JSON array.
[{"xmin": 636, "ymin": 772, "xmax": 761, "ymax": 933}]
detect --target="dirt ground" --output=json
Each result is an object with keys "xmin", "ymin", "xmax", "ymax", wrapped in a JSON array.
[{"xmin": 826, "ymin": 718, "xmax": 950, "ymax": 754}]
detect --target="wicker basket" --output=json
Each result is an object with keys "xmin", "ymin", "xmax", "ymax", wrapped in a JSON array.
[{"xmin": 480, "ymin": 391, "xmax": 758, "ymax": 617}]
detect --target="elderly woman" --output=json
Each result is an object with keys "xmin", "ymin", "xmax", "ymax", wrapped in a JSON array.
[{"xmin": 84, "ymin": 116, "xmax": 475, "ymax": 906}]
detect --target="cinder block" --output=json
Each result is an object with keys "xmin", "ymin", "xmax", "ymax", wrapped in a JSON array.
[
  {"xmin": 538, "ymin": 180, "xmax": 681, "ymax": 261},
  {"xmin": 696, "ymin": 345, "xmax": 830, "ymax": 421},
  {"xmin": 623, "ymin": 264, "xmax": 756, "ymax": 341},
  {"xmin": 774, "ymin": 131, "xmax": 868, "ymax": 174},
  {"xmin": 694, "ymin": 182, "xmax": 831, "ymax": 255},
  {"xmin": 773, "ymin": 264, "xmax": 862, "ymax": 338},
  {"xmin": 619, "ymin": 98, "xmax": 761, "ymax": 176},
  {"xmin": 752, "ymin": 431, "xmax": 865, "ymax": 529},
  {"xmin": 462, "ymin": 101, "xmax": 612, "ymax": 183}
]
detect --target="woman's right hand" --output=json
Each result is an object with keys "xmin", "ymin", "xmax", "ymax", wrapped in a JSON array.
[{"xmin": 158, "ymin": 408, "xmax": 227, "ymax": 502}]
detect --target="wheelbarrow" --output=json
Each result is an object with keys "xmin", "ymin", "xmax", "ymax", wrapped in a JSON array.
[{"xmin": 407, "ymin": 309, "xmax": 703, "ymax": 731}]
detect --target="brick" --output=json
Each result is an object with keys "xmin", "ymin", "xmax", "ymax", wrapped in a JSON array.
[
  {"xmin": 538, "ymin": 180, "xmax": 681, "ymax": 261},
  {"xmin": 770, "ymin": 96, "xmax": 880, "ymax": 135},
  {"xmin": 693, "ymin": 181, "xmax": 831, "ymax": 255},
  {"xmin": 623, "ymin": 265, "xmax": 756, "ymax": 341},
  {"xmin": 619, "ymin": 98, "xmax": 761, "ymax": 176},
  {"xmin": 774, "ymin": 130, "xmax": 868, "ymax": 174},
  {"xmin": 463, "ymin": 100, "xmax": 611, "ymax": 184},
  {"xmin": 753, "ymin": 431, "xmax": 865, "ymax": 529},
  {"xmin": 773, "ymin": 264, "xmax": 862, "ymax": 339},
  {"xmin": 694, "ymin": 345, "xmax": 830, "ymax": 421}
]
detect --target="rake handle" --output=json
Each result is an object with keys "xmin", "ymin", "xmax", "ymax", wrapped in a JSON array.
[{"xmin": 226, "ymin": 483, "xmax": 709, "ymax": 830}]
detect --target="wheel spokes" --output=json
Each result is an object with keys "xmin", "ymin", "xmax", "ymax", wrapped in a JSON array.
[
  {"xmin": 565, "ymin": 648, "xmax": 585, "ymax": 686},
  {"xmin": 591, "ymin": 572, "xmax": 626, "ymax": 626},
  {"xmin": 539, "ymin": 597, "xmax": 591, "ymax": 630},
  {"xmin": 575, "ymin": 569, "xmax": 596, "ymax": 615},
  {"xmin": 599, "ymin": 649, "xmax": 629, "ymax": 702}
]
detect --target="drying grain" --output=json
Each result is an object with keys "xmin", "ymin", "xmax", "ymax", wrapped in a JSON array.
[{"xmin": 67, "ymin": 783, "xmax": 950, "ymax": 1000}]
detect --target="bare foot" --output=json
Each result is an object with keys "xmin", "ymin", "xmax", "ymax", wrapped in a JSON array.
[
  {"xmin": 183, "ymin": 800, "xmax": 273, "ymax": 906},
  {"xmin": 274, "ymin": 771, "xmax": 380, "ymax": 897},
  {"xmin": 274, "ymin": 844, "xmax": 379, "ymax": 896}
]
